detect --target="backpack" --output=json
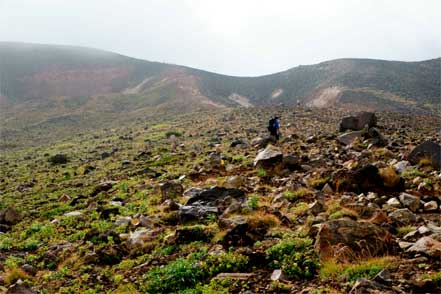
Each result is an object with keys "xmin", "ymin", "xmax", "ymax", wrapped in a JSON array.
[{"xmin": 268, "ymin": 118, "xmax": 275, "ymax": 132}]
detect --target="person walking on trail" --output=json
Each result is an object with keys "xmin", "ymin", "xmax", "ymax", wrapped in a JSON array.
[{"xmin": 268, "ymin": 116, "xmax": 280, "ymax": 141}]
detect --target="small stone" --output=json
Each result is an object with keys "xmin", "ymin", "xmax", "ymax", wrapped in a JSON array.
[
  {"xmin": 407, "ymin": 236, "xmax": 441, "ymax": 258},
  {"xmin": 160, "ymin": 181, "xmax": 184, "ymax": 200},
  {"xmin": 399, "ymin": 193, "xmax": 420, "ymax": 212},
  {"xmin": 58, "ymin": 194, "xmax": 71, "ymax": 202},
  {"xmin": 63, "ymin": 211, "xmax": 83, "ymax": 217},
  {"xmin": 398, "ymin": 241, "xmax": 413, "ymax": 250},
  {"xmin": 412, "ymin": 177, "xmax": 422, "ymax": 185},
  {"xmin": 418, "ymin": 226, "xmax": 431, "ymax": 235},
  {"xmin": 114, "ymin": 216, "xmax": 132, "ymax": 226},
  {"xmin": 389, "ymin": 208, "xmax": 416, "ymax": 225},
  {"xmin": 321, "ymin": 183, "xmax": 333, "ymax": 194},
  {"xmin": 367, "ymin": 192, "xmax": 378, "ymax": 201},
  {"xmin": 109, "ymin": 201, "xmax": 123, "ymax": 207},
  {"xmin": 0, "ymin": 206, "xmax": 23, "ymax": 225},
  {"xmin": 386, "ymin": 197, "xmax": 401, "ymax": 208},
  {"xmin": 336, "ymin": 131, "xmax": 364, "ymax": 145},
  {"xmin": 394, "ymin": 161, "xmax": 409, "ymax": 173},
  {"xmin": 424, "ymin": 201, "xmax": 438, "ymax": 211},
  {"xmin": 270, "ymin": 269, "xmax": 286, "ymax": 281},
  {"xmin": 349, "ymin": 278, "xmax": 383, "ymax": 294},
  {"xmin": 309, "ymin": 200, "xmax": 326, "ymax": 215},
  {"xmin": 7, "ymin": 281, "xmax": 35, "ymax": 294},
  {"xmin": 374, "ymin": 268, "xmax": 392, "ymax": 285},
  {"xmin": 224, "ymin": 176, "xmax": 244, "ymax": 189},
  {"xmin": 162, "ymin": 199, "xmax": 181, "ymax": 211},
  {"xmin": 21, "ymin": 264, "xmax": 37, "ymax": 276}
]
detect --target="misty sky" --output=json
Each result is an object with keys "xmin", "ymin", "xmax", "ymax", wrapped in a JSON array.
[{"xmin": 1, "ymin": 0, "xmax": 440, "ymax": 76}]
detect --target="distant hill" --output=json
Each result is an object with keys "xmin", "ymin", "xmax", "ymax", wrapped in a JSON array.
[{"xmin": 0, "ymin": 42, "xmax": 440, "ymax": 134}]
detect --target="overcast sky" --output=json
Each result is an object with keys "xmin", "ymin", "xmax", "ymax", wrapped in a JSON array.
[{"xmin": 1, "ymin": 0, "xmax": 440, "ymax": 76}]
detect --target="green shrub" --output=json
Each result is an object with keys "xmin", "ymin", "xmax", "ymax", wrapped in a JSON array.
[
  {"xmin": 319, "ymin": 257, "xmax": 396, "ymax": 283},
  {"xmin": 266, "ymin": 237, "xmax": 319, "ymax": 279},
  {"xmin": 0, "ymin": 236, "xmax": 13, "ymax": 250},
  {"xmin": 142, "ymin": 255, "xmax": 204, "ymax": 293},
  {"xmin": 232, "ymin": 155, "xmax": 244, "ymax": 163},
  {"xmin": 401, "ymin": 168, "xmax": 424, "ymax": 179},
  {"xmin": 432, "ymin": 272, "xmax": 441, "ymax": 285},
  {"xmin": 165, "ymin": 131, "xmax": 183, "ymax": 138},
  {"xmin": 257, "ymin": 168, "xmax": 266, "ymax": 177},
  {"xmin": 142, "ymin": 250, "xmax": 249, "ymax": 293},
  {"xmin": 203, "ymin": 251, "xmax": 249, "ymax": 277},
  {"xmin": 246, "ymin": 195, "xmax": 259, "ymax": 210},
  {"xmin": 283, "ymin": 188, "xmax": 312, "ymax": 202},
  {"xmin": 345, "ymin": 264, "xmax": 383, "ymax": 282}
]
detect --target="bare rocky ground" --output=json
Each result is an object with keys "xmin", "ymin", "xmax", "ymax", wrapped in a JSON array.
[{"xmin": 0, "ymin": 106, "xmax": 440, "ymax": 294}]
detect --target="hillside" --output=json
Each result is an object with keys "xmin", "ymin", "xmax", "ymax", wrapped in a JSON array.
[
  {"xmin": 1, "ymin": 106, "xmax": 441, "ymax": 293},
  {"xmin": 0, "ymin": 42, "xmax": 440, "ymax": 144}
]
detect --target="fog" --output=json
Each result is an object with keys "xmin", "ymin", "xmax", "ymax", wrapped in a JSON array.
[{"xmin": 1, "ymin": 0, "xmax": 440, "ymax": 76}]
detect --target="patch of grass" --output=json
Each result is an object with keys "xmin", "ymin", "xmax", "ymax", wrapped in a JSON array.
[
  {"xmin": 232, "ymin": 155, "xmax": 245, "ymax": 163},
  {"xmin": 149, "ymin": 154, "xmax": 182, "ymax": 167},
  {"xmin": 326, "ymin": 200, "xmax": 341, "ymax": 214},
  {"xmin": 401, "ymin": 167, "xmax": 424, "ymax": 179},
  {"xmin": 4, "ymin": 267, "xmax": 30, "ymax": 285},
  {"xmin": 329, "ymin": 207, "xmax": 358, "ymax": 220},
  {"xmin": 418, "ymin": 157, "xmax": 433, "ymax": 166},
  {"xmin": 396, "ymin": 225, "xmax": 416, "ymax": 236},
  {"xmin": 246, "ymin": 194, "xmax": 259, "ymax": 210},
  {"xmin": 283, "ymin": 188, "xmax": 312, "ymax": 202},
  {"xmin": 290, "ymin": 202, "xmax": 309, "ymax": 216},
  {"xmin": 22, "ymin": 221, "xmax": 57, "ymax": 240},
  {"xmin": 42, "ymin": 203, "xmax": 72, "ymax": 219},
  {"xmin": 257, "ymin": 168, "xmax": 266, "ymax": 177},
  {"xmin": 142, "ymin": 249, "xmax": 249, "ymax": 293},
  {"xmin": 319, "ymin": 256, "xmax": 397, "ymax": 283},
  {"xmin": 4, "ymin": 256, "xmax": 23, "ymax": 269},
  {"xmin": 247, "ymin": 212, "xmax": 280, "ymax": 229},
  {"xmin": 165, "ymin": 130, "xmax": 182, "ymax": 138},
  {"xmin": 203, "ymin": 251, "xmax": 249, "ymax": 277},
  {"xmin": 116, "ymin": 259, "xmax": 137, "ymax": 270},
  {"xmin": 309, "ymin": 177, "xmax": 330, "ymax": 189},
  {"xmin": 270, "ymin": 280, "xmax": 291, "ymax": 293},
  {"xmin": 432, "ymin": 271, "xmax": 441, "ymax": 285},
  {"xmin": 266, "ymin": 237, "xmax": 319, "ymax": 280},
  {"xmin": 0, "ymin": 236, "xmax": 14, "ymax": 250}
]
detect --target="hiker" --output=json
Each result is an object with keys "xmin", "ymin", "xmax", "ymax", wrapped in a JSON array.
[{"xmin": 268, "ymin": 116, "xmax": 280, "ymax": 141}]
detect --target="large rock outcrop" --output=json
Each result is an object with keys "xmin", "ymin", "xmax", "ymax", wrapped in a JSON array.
[{"xmin": 314, "ymin": 219, "xmax": 394, "ymax": 260}]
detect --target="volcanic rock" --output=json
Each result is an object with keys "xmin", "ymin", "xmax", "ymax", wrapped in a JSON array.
[
  {"xmin": 253, "ymin": 145, "xmax": 283, "ymax": 168},
  {"xmin": 340, "ymin": 112, "xmax": 377, "ymax": 131},
  {"xmin": 314, "ymin": 219, "xmax": 392, "ymax": 259},
  {"xmin": 407, "ymin": 140, "xmax": 441, "ymax": 169}
]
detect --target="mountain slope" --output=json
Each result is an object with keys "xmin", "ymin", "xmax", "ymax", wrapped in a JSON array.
[{"xmin": 0, "ymin": 42, "xmax": 440, "ymax": 126}]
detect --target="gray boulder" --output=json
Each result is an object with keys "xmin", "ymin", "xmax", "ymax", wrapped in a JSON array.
[
  {"xmin": 399, "ymin": 193, "xmax": 420, "ymax": 212},
  {"xmin": 336, "ymin": 130, "xmax": 365, "ymax": 145},
  {"xmin": 179, "ymin": 186, "xmax": 246, "ymax": 223},
  {"xmin": 254, "ymin": 145, "xmax": 283, "ymax": 168},
  {"xmin": 389, "ymin": 208, "xmax": 416, "ymax": 225},
  {"xmin": 340, "ymin": 112, "xmax": 377, "ymax": 131},
  {"xmin": 407, "ymin": 236, "xmax": 441, "ymax": 258},
  {"xmin": 314, "ymin": 219, "xmax": 392, "ymax": 259}
]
